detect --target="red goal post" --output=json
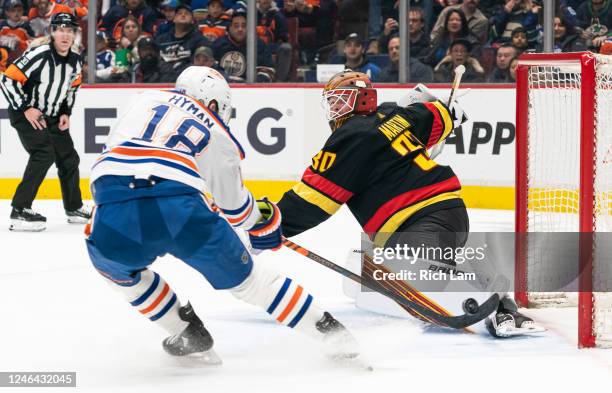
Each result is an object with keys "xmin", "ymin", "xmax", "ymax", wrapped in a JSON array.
[{"xmin": 515, "ymin": 52, "xmax": 612, "ymax": 348}]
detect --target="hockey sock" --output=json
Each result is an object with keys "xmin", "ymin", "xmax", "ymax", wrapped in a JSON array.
[
  {"xmin": 230, "ymin": 262, "xmax": 325, "ymax": 339},
  {"xmin": 103, "ymin": 269, "xmax": 188, "ymax": 335}
]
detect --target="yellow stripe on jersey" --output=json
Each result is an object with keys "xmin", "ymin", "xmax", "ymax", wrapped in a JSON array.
[
  {"xmin": 292, "ymin": 182, "xmax": 341, "ymax": 215},
  {"xmin": 374, "ymin": 190, "xmax": 462, "ymax": 246},
  {"xmin": 432, "ymin": 101, "xmax": 454, "ymax": 142}
]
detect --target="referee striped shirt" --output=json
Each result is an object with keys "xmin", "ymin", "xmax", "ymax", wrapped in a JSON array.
[{"xmin": 0, "ymin": 43, "xmax": 82, "ymax": 118}]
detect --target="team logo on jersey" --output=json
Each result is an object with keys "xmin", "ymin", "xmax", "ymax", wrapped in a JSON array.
[
  {"xmin": 241, "ymin": 250, "xmax": 249, "ymax": 264},
  {"xmin": 311, "ymin": 151, "xmax": 336, "ymax": 172},
  {"xmin": 219, "ymin": 51, "xmax": 246, "ymax": 78}
]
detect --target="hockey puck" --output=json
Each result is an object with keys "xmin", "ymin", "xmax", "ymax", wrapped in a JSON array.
[{"xmin": 462, "ymin": 298, "xmax": 480, "ymax": 315}]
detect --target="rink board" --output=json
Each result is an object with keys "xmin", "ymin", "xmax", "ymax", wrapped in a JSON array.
[{"xmin": 0, "ymin": 84, "xmax": 516, "ymax": 209}]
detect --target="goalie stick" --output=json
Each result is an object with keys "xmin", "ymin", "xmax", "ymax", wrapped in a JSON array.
[
  {"xmin": 430, "ymin": 64, "xmax": 466, "ymax": 160},
  {"xmin": 283, "ymin": 238, "xmax": 500, "ymax": 330}
]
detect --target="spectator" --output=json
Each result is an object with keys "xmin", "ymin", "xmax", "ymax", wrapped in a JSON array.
[
  {"xmin": 508, "ymin": 55, "xmax": 519, "ymax": 82},
  {"xmin": 116, "ymin": 15, "xmax": 145, "ymax": 65},
  {"xmin": 257, "ymin": 0, "xmax": 293, "ymax": 81},
  {"xmin": 212, "ymin": 9, "xmax": 275, "ymax": 82},
  {"xmin": 577, "ymin": 0, "xmax": 612, "ymax": 48},
  {"xmin": 193, "ymin": 45, "xmax": 216, "ymax": 67},
  {"xmin": 283, "ymin": 0, "xmax": 337, "ymax": 64},
  {"xmin": 101, "ymin": 0, "xmax": 158, "ymax": 40},
  {"xmin": 558, "ymin": 0, "xmax": 580, "ymax": 26},
  {"xmin": 379, "ymin": 7, "xmax": 430, "ymax": 58},
  {"xmin": 156, "ymin": 5, "xmax": 210, "ymax": 79},
  {"xmin": 423, "ymin": 9, "xmax": 481, "ymax": 66},
  {"xmin": 0, "ymin": 0, "xmax": 34, "ymax": 61},
  {"xmin": 198, "ymin": 0, "xmax": 231, "ymax": 42},
  {"xmin": 550, "ymin": 15, "xmax": 588, "ymax": 52},
  {"xmin": 135, "ymin": 36, "xmax": 175, "ymax": 83},
  {"xmin": 577, "ymin": 0, "xmax": 612, "ymax": 30},
  {"xmin": 95, "ymin": 31, "xmax": 115, "ymax": 81},
  {"xmin": 379, "ymin": 34, "xmax": 434, "ymax": 83},
  {"xmin": 431, "ymin": 0, "xmax": 488, "ymax": 43},
  {"xmin": 491, "ymin": 0, "xmax": 540, "ymax": 47},
  {"xmin": 55, "ymin": 1, "xmax": 88, "ymax": 18},
  {"xmin": 367, "ymin": 0, "xmax": 382, "ymax": 54},
  {"xmin": 510, "ymin": 26, "xmax": 529, "ymax": 54},
  {"xmin": 336, "ymin": 33, "xmax": 381, "ymax": 81},
  {"xmin": 28, "ymin": 0, "xmax": 74, "ymax": 37},
  {"xmin": 0, "ymin": 47, "xmax": 7, "ymax": 72},
  {"xmin": 487, "ymin": 43, "xmax": 517, "ymax": 83},
  {"xmin": 156, "ymin": 0, "xmax": 178, "ymax": 37},
  {"xmin": 434, "ymin": 38, "xmax": 484, "ymax": 82},
  {"xmin": 336, "ymin": 0, "xmax": 369, "ymax": 41}
]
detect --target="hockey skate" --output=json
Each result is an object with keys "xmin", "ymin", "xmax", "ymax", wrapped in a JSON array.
[
  {"xmin": 66, "ymin": 205, "xmax": 92, "ymax": 224},
  {"xmin": 316, "ymin": 312, "xmax": 371, "ymax": 370},
  {"xmin": 9, "ymin": 207, "xmax": 46, "ymax": 232},
  {"xmin": 485, "ymin": 297, "xmax": 546, "ymax": 338},
  {"xmin": 162, "ymin": 303, "xmax": 222, "ymax": 365}
]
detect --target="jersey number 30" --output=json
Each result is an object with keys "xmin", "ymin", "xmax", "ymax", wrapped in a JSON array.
[
  {"xmin": 139, "ymin": 104, "xmax": 210, "ymax": 155},
  {"xmin": 391, "ymin": 130, "xmax": 437, "ymax": 171}
]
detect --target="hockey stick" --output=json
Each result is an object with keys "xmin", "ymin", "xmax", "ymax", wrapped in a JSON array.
[
  {"xmin": 282, "ymin": 238, "xmax": 500, "ymax": 329},
  {"xmin": 430, "ymin": 64, "xmax": 466, "ymax": 160}
]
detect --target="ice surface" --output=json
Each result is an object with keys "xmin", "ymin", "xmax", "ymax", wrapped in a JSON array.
[{"xmin": 1, "ymin": 201, "xmax": 611, "ymax": 393}]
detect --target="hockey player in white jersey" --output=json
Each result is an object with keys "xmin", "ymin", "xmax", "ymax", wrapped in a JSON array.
[{"xmin": 85, "ymin": 66, "xmax": 358, "ymax": 363}]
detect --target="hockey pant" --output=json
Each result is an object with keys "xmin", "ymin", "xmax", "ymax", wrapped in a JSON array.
[{"xmin": 86, "ymin": 189, "xmax": 325, "ymax": 339}]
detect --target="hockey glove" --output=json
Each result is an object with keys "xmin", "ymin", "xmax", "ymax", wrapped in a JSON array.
[
  {"xmin": 398, "ymin": 84, "xmax": 468, "ymax": 129},
  {"xmin": 447, "ymin": 97, "xmax": 468, "ymax": 129},
  {"xmin": 248, "ymin": 198, "xmax": 283, "ymax": 251}
]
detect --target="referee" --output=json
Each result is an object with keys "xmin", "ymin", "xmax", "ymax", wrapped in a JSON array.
[{"xmin": 0, "ymin": 12, "xmax": 90, "ymax": 231}]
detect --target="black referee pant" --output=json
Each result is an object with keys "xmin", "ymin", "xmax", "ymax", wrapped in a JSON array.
[{"xmin": 9, "ymin": 108, "xmax": 83, "ymax": 212}]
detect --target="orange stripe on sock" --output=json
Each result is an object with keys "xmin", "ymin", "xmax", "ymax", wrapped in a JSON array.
[
  {"xmin": 277, "ymin": 286, "xmax": 303, "ymax": 323},
  {"xmin": 139, "ymin": 283, "xmax": 169, "ymax": 314}
]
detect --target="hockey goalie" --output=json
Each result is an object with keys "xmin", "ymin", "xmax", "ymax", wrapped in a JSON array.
[{"xmin": 277, "ymin": 70, "xmax": 546, "ymax": 338}]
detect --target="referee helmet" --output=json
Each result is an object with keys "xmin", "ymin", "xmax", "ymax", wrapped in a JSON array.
[{"xmin": 51, "ymin": 12, "xmax": 78, "ymax": 31}]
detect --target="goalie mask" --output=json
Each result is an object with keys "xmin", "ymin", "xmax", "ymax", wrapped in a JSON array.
[{"xmin": 321, "ymin": 70, "xmax": 377, "ymax": 130}]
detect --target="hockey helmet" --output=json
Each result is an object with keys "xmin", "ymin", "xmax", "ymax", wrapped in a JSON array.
[
  {"xmin": 50, "ymin": 12, "xmax": 78, "ymax": 31},
  {"xmin": 175, "ymin": 66, "xmax": 232, "ymax": 124},
  {"xmin": 321, "ymin": 70, "xmax": 377, "ymax": 123}
]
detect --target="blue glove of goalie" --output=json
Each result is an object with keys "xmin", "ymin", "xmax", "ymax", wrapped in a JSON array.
[{"xmin": 248, "ymin": 198, "xmax": 283, "ymax": 251}]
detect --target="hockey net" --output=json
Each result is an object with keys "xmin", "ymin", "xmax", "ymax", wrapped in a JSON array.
[{"xmin": 515, "ymin": 52, "xmax": 612, "ymax": 348}]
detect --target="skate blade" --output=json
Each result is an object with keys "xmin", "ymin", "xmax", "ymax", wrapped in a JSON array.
[
  {"xmin": 9, "ymin": 220, "xmax": 46, "ymax": 232},
  {"xmin": 498, "ymin": 325, "xmax": 547, "ymax": 337},
  {"xmin": 67, "ymin": 217, "xmax": 88, "ymax": 224},
  {"xmin": 173, "ymin": 349, "xmax": 223, "ymax": 366}
]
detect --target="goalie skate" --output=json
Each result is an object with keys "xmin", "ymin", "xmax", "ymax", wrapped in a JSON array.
[{"xmin": 486, "ymin": 310, "xmax": 546, "ymax": 338}]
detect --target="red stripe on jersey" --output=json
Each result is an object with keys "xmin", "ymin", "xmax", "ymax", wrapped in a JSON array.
[
  {"xmin": 423, "ymin": 102, "xmax": 444, "ymax": 149},
  {"xmin": 363, "ymin": 176, "xmax": 461, "ymax": 233},
  {"xmin": 301, "ymin": 167, "xmax": 354, "ymax": 203}
]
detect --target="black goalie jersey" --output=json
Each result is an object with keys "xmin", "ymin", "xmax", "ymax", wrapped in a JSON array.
[{"xmin": 277, "ymin": 100, "xmax": 465, "ymax": 246}]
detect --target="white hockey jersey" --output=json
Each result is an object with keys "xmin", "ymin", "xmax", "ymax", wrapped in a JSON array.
[{"xmin": 91, "ymin": 89, "xmax": 261, "ymax": 229}]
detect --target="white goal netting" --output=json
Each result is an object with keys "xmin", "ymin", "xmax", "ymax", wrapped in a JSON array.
[{"xmin": 524, "ymin": 54, "xmax": 612, "ymax": 347}]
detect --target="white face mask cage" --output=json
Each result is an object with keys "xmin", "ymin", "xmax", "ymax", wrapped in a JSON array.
[{"xmin": 321, "ymin": 88, "xmax": 358, "ymax": 121}]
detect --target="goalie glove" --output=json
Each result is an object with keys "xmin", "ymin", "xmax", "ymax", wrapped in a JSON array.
[
  {"xmin": 248, "ymin": 198, "xmax": 283, "ymax": 251},
  {"xmin": 398, "ymin": 83, "xmax": 469, "ymax": 129}
]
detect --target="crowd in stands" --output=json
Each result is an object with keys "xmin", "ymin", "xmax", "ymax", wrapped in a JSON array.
[{"xmin": 1, "ymin": 0, "xmax": 612, "ymax": 83}]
